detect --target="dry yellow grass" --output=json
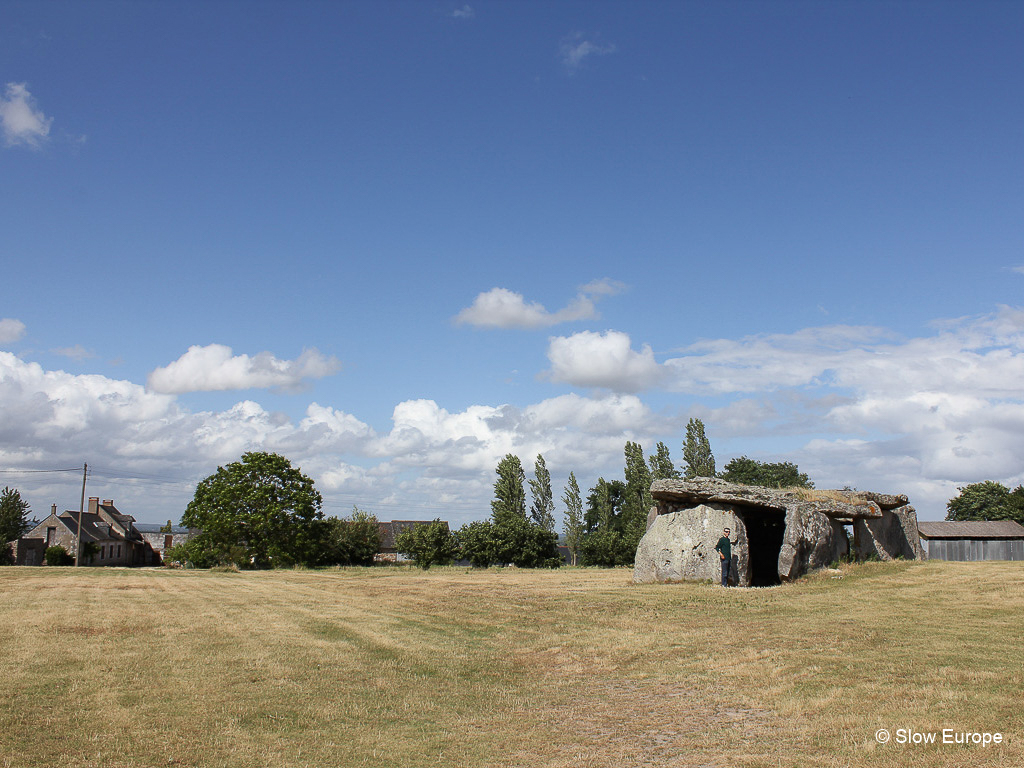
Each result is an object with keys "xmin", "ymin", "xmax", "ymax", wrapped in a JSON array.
[{"xmin": 1, "ymin": 561, "xmax": 1021, "ymax": 768}]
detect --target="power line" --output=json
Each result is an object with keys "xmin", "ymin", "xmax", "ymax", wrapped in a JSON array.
[{"xmin": 0, "ymin": 467, "xmax": 84, "ymax": 474}]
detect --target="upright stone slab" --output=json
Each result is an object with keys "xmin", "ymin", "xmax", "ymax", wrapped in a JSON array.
[{"xmin": 634, "ymin": 503, "xmax": 747, "ymax": 584}]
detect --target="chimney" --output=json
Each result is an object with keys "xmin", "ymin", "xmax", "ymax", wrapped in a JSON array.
[
  {"xmin": 102, "ymin": 499, "xmax": 114, "ymax": 507},
  {"xmin": 88, "ymin": 497, "xmax": 99, "ymax": 514}
]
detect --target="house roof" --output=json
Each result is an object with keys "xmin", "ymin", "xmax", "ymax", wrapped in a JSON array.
[
  {"xmin": 918, "ymin": 520, "xmax": 1024, "ymax": 539},
  {"xmin": 56, "ymin": 512, "xmax": 123, "ymax": 544}
]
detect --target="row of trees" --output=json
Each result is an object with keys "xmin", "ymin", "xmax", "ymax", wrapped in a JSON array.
[
  {"xmin": 395, "ymin": 454, "xmax": 563, "ymax": 569},
  {"xmin": 555, "ymin": 419, "xmax": 817, "ymax": 566}
]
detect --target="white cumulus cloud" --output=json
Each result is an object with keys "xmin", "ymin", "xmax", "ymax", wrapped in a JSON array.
[
  {"xmin": 455, "ymin": 279, "xmax": 623, "ymax": 329},
  {"xmin": 0, "ymin": 318, "xmax": 26, "ymax": 344},
  {"xmin": 546, "ymin": 330, "xmax": 664, "ymax": 392},
  {"xmin": 147, "ymin": 344, "xmax": 341, "ymax": 394},
  {"xmin": 1, "ymin": 83, "xmax": 52, "ymax": 148}
]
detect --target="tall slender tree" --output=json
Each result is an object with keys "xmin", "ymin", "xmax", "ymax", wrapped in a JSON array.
[
  {"xmin": 593, "ymin": 478, "xmax": 615, "ymax": 529},
  {"xmin": 682, "ymin": 418, "xmax": 716, "ymax": 479},
  {"xmin": 648, "ymin": 441, "xmax": 681, "ymax": 481},
  {"xmin": 623, "ymin": 441, "xmax": 653, "ymax": 528},
  {"xmin": 561, "ymin": 472, "xmax": 584, "ymax": 566},
  {"xmin": 622, "ymin": 441, "xmax": 653, "ymax": 558},
  {"xmin": 528, "ymin": 454, "xmax": 556, "ymax": 533},
  {"xmin": 491, "ymin": 453, "xmax": 527, "ymax": 524},
  {"xmin": 0, "ymin": 487, "xmax": 32, "ymax": 554}
]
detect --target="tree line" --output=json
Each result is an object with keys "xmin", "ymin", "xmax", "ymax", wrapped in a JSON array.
[
  {"xmin": 6, "ymin": 416, "xmax": 1019, "ymax": 569},
  {"xmin": 402, "ymin": 418, "xmax": 818, "ymax": 569}
]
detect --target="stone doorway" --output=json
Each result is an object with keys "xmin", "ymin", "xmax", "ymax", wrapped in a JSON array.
[{"xmin": 740, "ymin": 511, "xmax": 786, "ymax": 587}]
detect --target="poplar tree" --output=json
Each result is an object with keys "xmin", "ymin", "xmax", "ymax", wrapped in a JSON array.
[
  {"xmin": 682, "ymin": 418, "xmax": 716, "ymax": 479},
  {"xmin": 622, "ymin": 441, "xmax": 654, "ymax": 558},
  {"xmin": 648, "ymin": 441, "xmax": 681, "ymax": 480},
  {"xmin": 622, "ymin": 441, "xmax": 653, "ymax": 528},
  {"xmin": 561, "ymin": 472, "xmax": 584, "ymax": 565},
  {"xmin": 491, "ymin": 454, "xmax": 527, "ymax": 524},
  {"xmin": 528, "ymin": 454, "xmax": 556, "ymax": 533}
]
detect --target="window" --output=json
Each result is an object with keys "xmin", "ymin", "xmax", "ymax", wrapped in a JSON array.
[{"xmin": 100, "ymin": 545, "xmax": 105, "ymax": 559}]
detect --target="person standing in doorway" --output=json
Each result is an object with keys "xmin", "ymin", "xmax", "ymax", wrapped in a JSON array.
[{"xmin": 715, "ymin": 527, "xmax": 734, "ymax": 586}]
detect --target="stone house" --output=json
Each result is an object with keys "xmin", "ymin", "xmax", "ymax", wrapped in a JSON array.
[
  {"xmin": 134, "ymin": 524, "xmax": 196, "ymax": 563},
  {"xmin": 11, "ymin": 497, "xmax": 159, "ymax": 567},
  {"xmin": 634, "ymin": 478, "xmax": 921, "ymax": 586}
]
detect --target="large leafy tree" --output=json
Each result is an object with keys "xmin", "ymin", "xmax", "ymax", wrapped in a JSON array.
[
  {"xmin": 181, "ymin": 451, "xmax": 324, "ymax": 568},
  {"xmin": 456, "ymin": 520, "xmax": 499, "ymax": 568},
  {"xmin": 682, "ymin": 418, "xmax": 715, "ymax": 479},
  {"xmin": 561, "ymin": 472, "xmax": 584, "ymax": 566},
  {"xmin": 946, "ymin": 481, "xmax": 1024, "ymax": 524},
  {"xmin": 1, "ymin": 486, "xmax": 32, "ymax": 544},
  {"xmin": 648, "ymin": 441, "xmax": 681, "ymax": 481},
  {"xmin": 528, "ymin": 454, "xmax": 556, "ymax": 533},
  {"xmin": 317, "ymin": 507, "xmax": 383, "ymax": 566},
  {"xmin": 490, "ymin": 513, "xmax": 561, "ymax": 568},
  {"xmin": 396, "ymin": 519, "xmax": 458, "ymax": 569},
  {"xmin": 491, "ymin": 454, "xmax": 527, "ymax": 524},
  {"xmin": 719, "ymin": 457, "xmax": 814, "ymax": 489}
]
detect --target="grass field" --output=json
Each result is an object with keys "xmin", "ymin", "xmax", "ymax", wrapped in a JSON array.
[{"xmin": 1, "ymin": 561, "xmax": 1020, "ymax": 768}]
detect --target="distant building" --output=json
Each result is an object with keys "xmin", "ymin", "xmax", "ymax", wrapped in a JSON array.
[
  {"xmin": 134, "ymin": 524, "xmax": 196, "ymax": 564},
  {"xmin": 10, "ymin": 497, "xmax": 160, "ymax": 566},
  {"xmin": 918, "ymin": 521, "xmax": 1024, "ymax": 561}
]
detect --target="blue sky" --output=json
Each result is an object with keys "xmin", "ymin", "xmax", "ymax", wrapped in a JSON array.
[{"xmin": 2, "ymin": 1, "xmax": 1022, "ymax": 525}]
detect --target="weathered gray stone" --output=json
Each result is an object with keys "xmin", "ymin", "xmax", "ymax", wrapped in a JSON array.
[
  {"xmin": 635, "ymin": 478, "xmax": 922, "ymax": 585},
  {"xmin": 855, "ymin": 504, "xmax": 922, "ymax": 561},
  {"xmin": 651, "ymin": 477, "xmax": 885, "ymax": 520},
  {"xmin": 634, "ymin": 504, "xmax": 744, "ymax": 585},
  {"xmin": 777, "ymin": 506, "xmax": 841, "ymax": 581}
]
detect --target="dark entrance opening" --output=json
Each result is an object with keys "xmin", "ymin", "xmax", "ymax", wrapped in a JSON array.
[{"xmin": 741, "ymin": 511, "xmax": 786, "ymax": 587}]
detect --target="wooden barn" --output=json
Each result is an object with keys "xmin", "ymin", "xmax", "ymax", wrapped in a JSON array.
[{"xmin": 918, "ymin": 521, "xmax": 1024, "ymax": 561}]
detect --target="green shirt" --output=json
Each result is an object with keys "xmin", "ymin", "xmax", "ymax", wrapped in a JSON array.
[{"xmin": 715, "ymin": 536, "xmax": 731, "ymax": 560}]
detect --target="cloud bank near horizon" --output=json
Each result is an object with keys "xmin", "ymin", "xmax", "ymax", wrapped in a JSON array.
[{"xmin": 2, "ymin": 306, "xmax": 1023, "ymax": 523}]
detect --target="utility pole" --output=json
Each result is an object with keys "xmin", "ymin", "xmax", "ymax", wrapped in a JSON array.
[{"xmin": 75, "ymin": 463, "xmax": 87, "ymax": 567}]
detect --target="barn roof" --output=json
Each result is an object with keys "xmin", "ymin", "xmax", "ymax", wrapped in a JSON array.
[{"xmin": 918, "ymin": 521, "xmax": 1024, "ymax": 539}]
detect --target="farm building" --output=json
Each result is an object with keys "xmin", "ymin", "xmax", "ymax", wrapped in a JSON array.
[
  {"xmin": 10, "ymin": 497, "xmax": 160, "ymax": 566},
  {"xmin": 134, "ymin": 524, "xmax": 197, "ymax": 564},
  {"xmin": 918, "ymin": 521, "xmax": 1024, "ymax": 561}
]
